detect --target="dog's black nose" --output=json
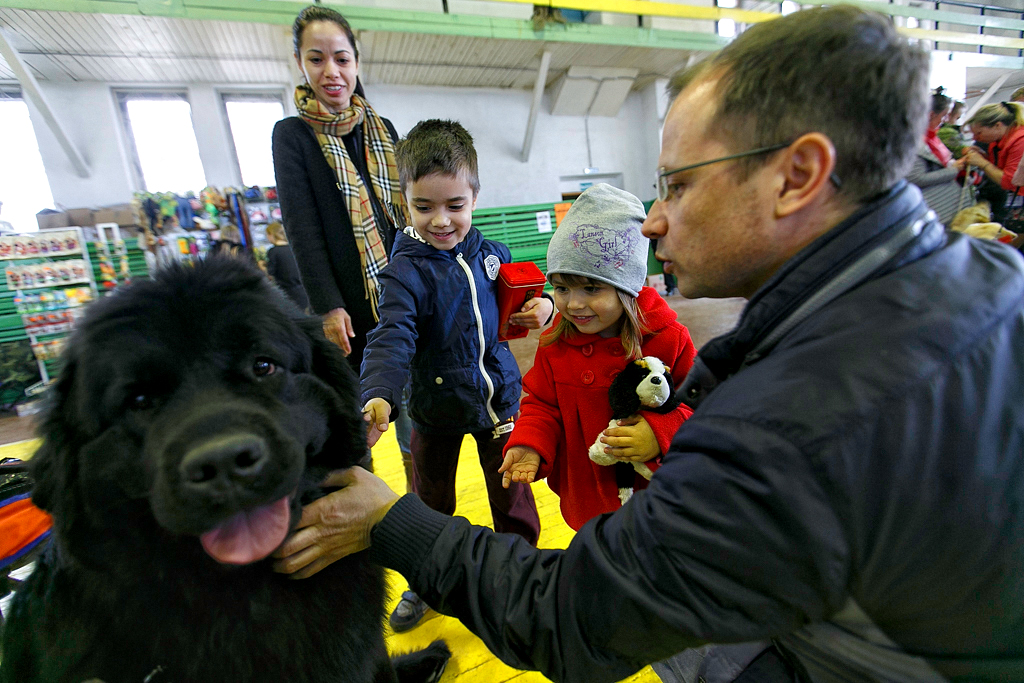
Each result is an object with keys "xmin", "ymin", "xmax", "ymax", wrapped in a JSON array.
[
  {"xmin": 650, "ymin": 376, "xmax": 662, "ymax": 385},
  {"xmin": 180, "ymin": 434, "xmax": 269, "ymax": 489}
]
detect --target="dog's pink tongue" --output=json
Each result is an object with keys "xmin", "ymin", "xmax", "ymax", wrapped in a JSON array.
[{"xmin": 200, "ymin": 496, "xmax": 290, "ymax": 565}]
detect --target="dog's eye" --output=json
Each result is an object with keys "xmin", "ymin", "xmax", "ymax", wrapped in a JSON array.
[
  {"xmin": 253, "ymin": 359, "xmax": 277, "ymax": 377},
  {"xmin": 129, "ymin": 394, "xmax": 153, "ymax": 411}
]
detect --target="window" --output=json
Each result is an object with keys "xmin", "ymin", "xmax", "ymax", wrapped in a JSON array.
[
  {"xmin": 222, "ymin": 94, "xmax": 285, "ymax": 188},
  {"xmin": 118, "ymin": 92, "xmax": 206, "ymax": 194},
  {"xmin": 0, "ymin": 92, "xmax": 55, "ymax": 233},
  {"xmin": 717, "ymin": 0, "xmax": 738, "ymax": 38}
]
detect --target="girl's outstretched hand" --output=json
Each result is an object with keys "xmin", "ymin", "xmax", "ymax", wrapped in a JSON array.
[
  {"xmin": 601, "ymin": 415, "xmax": 660, "ymax": 462},
  {"xmin": 500, "ymin": 446, "xmax": 541, "ymax": 487},
  {"xmin": 509, "ymin": 296, "xmax": 554, "ymax": 330}
]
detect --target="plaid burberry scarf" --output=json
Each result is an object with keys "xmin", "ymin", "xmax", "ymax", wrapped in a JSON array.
[{"xmin": 296, "ymin": 85, "xmax": 408, "ymax": 320}]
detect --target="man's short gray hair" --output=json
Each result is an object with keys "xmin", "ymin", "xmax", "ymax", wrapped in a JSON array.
[{"xmin": 668, "ymin": 6, "xmax": 930, "ymax": 203}]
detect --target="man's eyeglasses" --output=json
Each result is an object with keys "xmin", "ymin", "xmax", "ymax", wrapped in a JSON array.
[{"xmin": 654, "ymin": 141, "xmax": 842, "ymax": 203}]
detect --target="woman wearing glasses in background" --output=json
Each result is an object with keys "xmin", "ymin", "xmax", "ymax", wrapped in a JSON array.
[{"xmin": 963, "ymin": 101, "xmax": 1024, "ymax": 224}]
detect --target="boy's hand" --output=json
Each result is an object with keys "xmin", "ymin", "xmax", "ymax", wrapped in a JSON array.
[
  {"xmin": 363, "ymin": 398, "xmax": 392, "ymax": 448},
  {"xmin": 509, "ymin": 296, "xmax": 554, "ymax": 330},
  {"xmin": 600, "ymin": 415, "xmax": 660, "ymax": 462},
  {"xmin": 323, "ymin": 307, "xmax": 355, "ymax": 355},
  {"xmin": 499, "ymin": 446, "xmax": 541, "ymax": 488}
]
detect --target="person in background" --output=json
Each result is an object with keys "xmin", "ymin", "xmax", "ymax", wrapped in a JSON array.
[
  {"xmin": 1011, "ymin": 86, "xmax": 1024, "ymax": 103},
  {"xmin": 937, "ymin": 99, "xmax": 967, "ymax": 158},
  {"xmin": 272, "ymin": 4, "xmax": 415, "ymax": 488},
  {"xmin": 156, "ymin": 214, "xmax": 189, "ymax": 267},
  {"xmin": 964, "ymin": 101, "xmax": 1024, "ymax": 223},
  {"xmin": 500, "ymin": 184, "xmax": 696, "ymax": 530},
  {"xmin": 265, "ymin": 221, "xmax": 309, "ymax": 311},
  {"xmin": 210, "ymin": 223, "xmax": 243, "ymax": 258},
  {"xmin": 908, "ymin": 87, "xmax": 968, "ymax": 225},
  {"xmin": 359, "ymin": 119, "xmax": 549, "ymax": 634},
  {"xmin": 274, "ymin": 7, "xmax": 1024, "ymax": 682}
]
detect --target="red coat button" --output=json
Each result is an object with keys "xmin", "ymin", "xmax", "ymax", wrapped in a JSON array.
[
  {"xmin": 610, "ymin": 344, "xmax": 624, "ymax": 356},
  {"xmin": 582, "ymin": 370, "xmax": 594, "ymax": 384},
  {"xmin": 581, "ymin": 344, "xmax": 593, "ymax": 357}
]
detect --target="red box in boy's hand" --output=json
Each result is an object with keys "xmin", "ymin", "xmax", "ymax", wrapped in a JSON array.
[{"xmin": 497, "ymin": 262, "xmax": 547, "ymax": 341}]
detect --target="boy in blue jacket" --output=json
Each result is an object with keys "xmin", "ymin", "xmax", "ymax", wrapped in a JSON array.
[{"xmin": 360, "ymin": 120, "xmax": 550, "ymax": 632}]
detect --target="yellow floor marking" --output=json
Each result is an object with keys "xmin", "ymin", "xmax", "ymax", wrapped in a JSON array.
[
  {"xmin": 373, "ymin": 430, "xmax": 662, "ymax": 683},
  {"xmin": 0, "ymin": 432, "xmax": 662, "ymax": 682}
]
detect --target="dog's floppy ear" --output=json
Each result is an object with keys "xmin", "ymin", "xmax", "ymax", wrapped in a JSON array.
[
  {"xmin": 30, "ymin": 355, "xmax": 81, "ymax": 513},
  {"xmin": 297, "ymin": 318, "xmax": 368, "ymax": 469},
  {"xmin": 607, "ymin": 360, "xmax": 645, "ymax": 419}
]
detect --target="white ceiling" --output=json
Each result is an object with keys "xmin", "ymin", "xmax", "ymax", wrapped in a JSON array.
[
  {"xmin": 0, "ymin": 8, "xmax": 698, "ymax": 91},
  {"xmin": 0, "ymin": 7, "xmax": 1021, "ymax": 96}
]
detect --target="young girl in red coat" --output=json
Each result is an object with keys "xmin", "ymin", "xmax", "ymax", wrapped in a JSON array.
[{"xmin": 499, "ymin": 183, "xmax": 697, "ymax": 530}]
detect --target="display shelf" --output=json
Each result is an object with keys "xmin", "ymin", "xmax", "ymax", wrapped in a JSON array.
[{"xmin": 0, "ymin": 229, "xmax": 150, "ymax": 387}]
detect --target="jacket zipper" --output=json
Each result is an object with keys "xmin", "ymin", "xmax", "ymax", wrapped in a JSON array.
[{"xmin": 455, "ymin": 252, "xmax": 500, "ymax": 426}]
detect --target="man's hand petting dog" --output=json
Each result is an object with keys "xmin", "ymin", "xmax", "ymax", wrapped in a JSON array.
[{"xmin": 274, "ymin": 467, "xmax": 401, "ymax": 579}]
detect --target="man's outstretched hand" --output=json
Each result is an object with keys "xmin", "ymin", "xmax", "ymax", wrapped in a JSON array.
[{"xmin": 272, "ymin": 467, "xmax": 401, "ymax": 579}]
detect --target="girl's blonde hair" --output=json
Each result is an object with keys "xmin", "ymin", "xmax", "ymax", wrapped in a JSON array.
[
  {"xmin": 541, "ymin": 273, "xmax": 649, "ymax": 360},
  {"xmin": 967, "ymin": 101, "xmax": 1024, "ymax": 129},
  {"xmin": 265, "ymin": 222, "xmax": 287, "ymax": 244}
]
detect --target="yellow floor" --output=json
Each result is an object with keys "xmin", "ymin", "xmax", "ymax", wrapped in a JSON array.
[{"xmin": 0, "ymin": 435, "xmax": 661, "ymax": 683}]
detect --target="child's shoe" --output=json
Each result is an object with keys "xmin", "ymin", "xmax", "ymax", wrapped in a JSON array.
[{"xmin": 390, "ymin": 590, "xmax": 430, "ymax": 633}]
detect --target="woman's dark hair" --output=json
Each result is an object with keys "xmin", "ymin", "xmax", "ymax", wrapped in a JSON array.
[
  {"xmin": 292, "ymin": 5, "xmax": 365, "ymax": 98},
  {"xmin": 931, "ymin": 86, "xmax": 952, "ymax": 116}
]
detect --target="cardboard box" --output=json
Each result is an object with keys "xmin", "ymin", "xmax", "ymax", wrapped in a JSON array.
[
  {"xmin": 66, "ymin": 208, "xmax": 95, "ymax": 227},
  {"xmin": 497, "ymin": 262, "xmax": 547, "ymax": 342},
  {"xmin": 94, "ymin": 204, "xmax": 139, "ymax": 227},
  {"xmin": 36, "ymin": 211, "xmax": 70, "ymax": 231}
]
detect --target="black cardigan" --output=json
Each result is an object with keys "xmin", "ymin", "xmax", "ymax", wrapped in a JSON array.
[{"xmin": 272, "ymin": 116, "xmax": 401, "ymax": 366}]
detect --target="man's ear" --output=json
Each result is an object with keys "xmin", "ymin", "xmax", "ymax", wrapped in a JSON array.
[
  {"xmin": 298, "ymin": 318, "xmax": 367, "ymax": 468},
  {"xmin": 775, "ymin": 133, "xmax": 837, "ymax": 219}
]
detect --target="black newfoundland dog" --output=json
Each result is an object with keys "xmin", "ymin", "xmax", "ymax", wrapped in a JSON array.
[{"xmin": 0, "ymin": 258, "xmax": 449, "ymax": 683}]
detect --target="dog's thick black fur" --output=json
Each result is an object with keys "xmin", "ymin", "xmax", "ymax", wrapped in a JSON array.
[{"xmin": 0, "ymin": 258, "xmax": 449, "ymax": 683}]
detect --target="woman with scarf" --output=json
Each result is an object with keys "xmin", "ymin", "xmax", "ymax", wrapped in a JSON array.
[{"xmin": 273, "ymin": 5, "xmax": 414, "ymax": 482}]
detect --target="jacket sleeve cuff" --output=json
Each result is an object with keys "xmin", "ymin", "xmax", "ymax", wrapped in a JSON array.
[
  {"xmin": 643, "ymin": 406, "xmax": 693, "ymax": 455},
  {"xmin": 369, "ymin": 494, "xmax": 452, "ymax": 580}
]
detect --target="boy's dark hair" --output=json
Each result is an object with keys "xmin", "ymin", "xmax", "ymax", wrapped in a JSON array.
[
  {"xmin": 396, "ymin": 120, "xmax": 481, "ymax": 195},
  {"xmin": 668, "ymin": 6, "xmax": 929, "ymax": 203}
]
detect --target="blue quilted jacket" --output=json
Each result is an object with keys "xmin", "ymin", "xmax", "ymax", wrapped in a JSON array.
[{"xmin": 360, "ymin": 227, "xmax": 521, "ymax": 435}]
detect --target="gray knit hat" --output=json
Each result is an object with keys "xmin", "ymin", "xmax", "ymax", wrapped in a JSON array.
[{"xmin": 546, "ymin": 183, "xmax": 649, "ymax": 296}]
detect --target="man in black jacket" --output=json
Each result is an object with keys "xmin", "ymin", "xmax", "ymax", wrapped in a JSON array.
[{"xmin": 274, "ymin": 7, "xmax": 1024, "ymax": 681}]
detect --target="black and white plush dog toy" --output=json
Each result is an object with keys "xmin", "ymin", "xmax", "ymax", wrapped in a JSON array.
[{"xmin": 589, "ymin": 356, "xmax": 681, "ymax": 505}]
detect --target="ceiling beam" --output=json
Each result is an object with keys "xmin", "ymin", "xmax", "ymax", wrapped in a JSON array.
[
  {"xmin": 0, "ymin": 0, "xmax": 1021, "ymax": 51},
  {"xmin": 964, "ymin": 72, "xmax": 1012, "ymax": 120},
  {"xmin": 521, "ymin": 49, "xmax": 551, "ymax": 163},
  {"xmin": 0, "ymin": 27, "xmax": 90, "ymax": 178}
]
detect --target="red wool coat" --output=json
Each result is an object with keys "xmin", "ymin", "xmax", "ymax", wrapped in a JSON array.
[{"xmin": 506, "ymin": 287, "xmax": 697, "ymax": 530}]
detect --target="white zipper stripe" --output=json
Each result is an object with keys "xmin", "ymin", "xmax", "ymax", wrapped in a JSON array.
[{"xmin": 456, "ymin": 252, "xmax": 500, "ymax": 425}]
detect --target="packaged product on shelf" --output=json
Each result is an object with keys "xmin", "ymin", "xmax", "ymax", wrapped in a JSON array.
[
  {"xmin": 13, "ymin": 237, "xmax": 25, "ymax": 257},
  {"xmin": 64, "ymin": 232, "xmax": 79, "ymax": 252},
  {"xmin": 0, "ymin": 238, "xmax": 12, "ymax": 259}
]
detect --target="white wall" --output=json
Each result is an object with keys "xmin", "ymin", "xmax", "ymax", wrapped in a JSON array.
[
  {"xmin": 26, "ymin": 79, "xmax": 663, "ymax": 211},
  {"xmin": 368, "ymin": 82, "xmax": 663, "ymax": 207},
  {"xmin": 28, "ymin": 81, "xmax": 135, "ymax": 209}
]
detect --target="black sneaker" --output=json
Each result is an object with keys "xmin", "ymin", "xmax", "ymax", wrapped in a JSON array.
[{"xmin": 389, "ymin": 590, "xmax": 429, "ymax": 633}]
